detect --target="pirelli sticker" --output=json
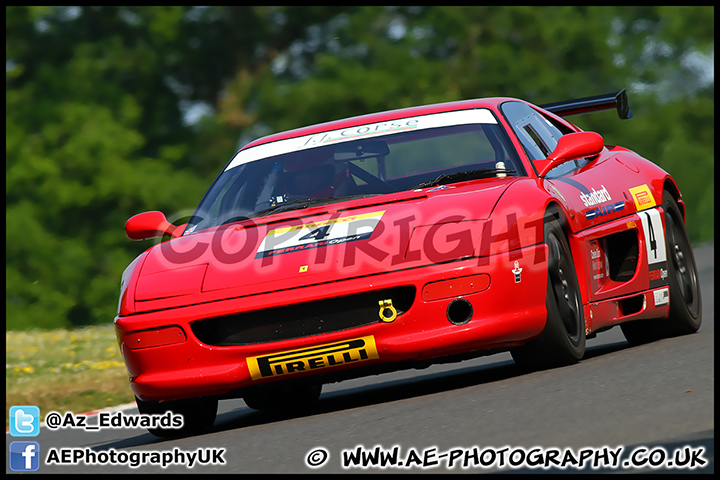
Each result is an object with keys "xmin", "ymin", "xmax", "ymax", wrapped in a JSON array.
[
  {"xmin": 629, "ymin": 184, "xmax": 657, "ymax": 211},
  {"xmin": 256, "ymin": 210, "xmax": 385, "ymax": 258},
  {"xmin": 247, "ymin": 336, "xmax": 379, "ymax": 380}
]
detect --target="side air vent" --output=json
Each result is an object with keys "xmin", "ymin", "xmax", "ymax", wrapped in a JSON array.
[
  {"xmin": 605, "ymin": 230, "xmax": 638, "ymax": 283},
  {"xmin": 619, "ymin": 294, "xmax": 645, "ymax": 316}
]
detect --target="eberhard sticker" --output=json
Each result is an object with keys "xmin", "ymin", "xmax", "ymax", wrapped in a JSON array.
[
  {"xmin": 629, "ymin": 184, "xmax": 656, "ymax": 211},
  {"xmin": 256, "ymin": 210, "xmax": 385, "ymax": 258},
  {"xmin": 247, "ymin": 336, "xmax": 379, "ymax": 380}
]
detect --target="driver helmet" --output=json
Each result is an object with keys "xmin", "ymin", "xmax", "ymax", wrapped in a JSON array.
[{"xmin": 282, "ymin": 153, "xmax": 349, "ymax": 198}]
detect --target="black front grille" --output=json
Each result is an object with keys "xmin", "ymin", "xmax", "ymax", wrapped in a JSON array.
[{"xmin": 191, "ymin": 286, "xmax": 416, "ymax": 346}]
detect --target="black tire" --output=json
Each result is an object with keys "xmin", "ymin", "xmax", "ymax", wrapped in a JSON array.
[
  {"xmin": 621, "ymin": 191, "xmax": 702, "ymax": 345},
  {"xmin": 135, "ymin": 395, "xmax": 217, "ymax": 437},
  {"xmin": 511, "ymin": 217, "xmax": 586, "ymax": 370},
  {"xmin": 244, "ymin": 383, "xmax": 322, "ymax": 413}
]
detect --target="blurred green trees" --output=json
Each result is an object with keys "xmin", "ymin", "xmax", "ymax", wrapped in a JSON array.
[{"xmin": 6, "ymin": 6, "xmax": 714, "ymax": 330}]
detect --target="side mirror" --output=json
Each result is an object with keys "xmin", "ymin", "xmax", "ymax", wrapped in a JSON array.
[
  {"xmin": 536, "ymin": 131, "xmax": 604, "ymax": 177},
  {"xmin": 125, "ymin": 211, "xmax": 184, "ymax": 240}
]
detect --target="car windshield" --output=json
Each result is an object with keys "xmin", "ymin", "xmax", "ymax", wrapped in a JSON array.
[{"xmin": 185, "ymin": 109, "xmax": 523, "ymax": 233}]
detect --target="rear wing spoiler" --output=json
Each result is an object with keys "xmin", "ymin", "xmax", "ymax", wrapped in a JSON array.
[{"xmin": 539, "ymin": 89, "xmax": 633, "ymax": 120}]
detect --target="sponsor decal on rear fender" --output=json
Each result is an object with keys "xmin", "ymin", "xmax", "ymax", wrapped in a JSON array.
[
  {"xmin": 629, "ymin": 184, "xmax": 656, "ymax": 211},
  {"xmin": 247, "ymin": 336, "xmax": 379, "ymax": 380}
]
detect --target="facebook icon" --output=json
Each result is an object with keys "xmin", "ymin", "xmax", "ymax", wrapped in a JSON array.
[{"xmin": 9, "ymin": 441, "xmax": 41, "ymax": 472}]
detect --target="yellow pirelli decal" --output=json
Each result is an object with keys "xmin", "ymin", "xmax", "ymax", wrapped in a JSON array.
[
  {"xmin": 247, "ymin": 336, "xmax": 379, "ymax": 380},
  {"xmin": 629, "ymin": 184, "xmax": 657, "ymax": 211}
]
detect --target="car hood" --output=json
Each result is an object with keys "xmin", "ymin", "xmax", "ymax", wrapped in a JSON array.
[{"xmin": 132, "ymin": 178, "xmax": 518, "ymax": 311}]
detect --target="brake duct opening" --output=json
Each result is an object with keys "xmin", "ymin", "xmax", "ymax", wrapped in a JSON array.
[{"xmin": 447, "ymin": 298, "xmax": 473, "ymax": 325}]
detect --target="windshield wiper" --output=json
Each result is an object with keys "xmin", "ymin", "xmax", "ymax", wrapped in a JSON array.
[
  {"xmin": 411, "ymin": 168, "xmax": 516, "ymax": 189},
  {"xmin": 214, "ymin": 199, "xmax": 316, "ymax": 226},
  {"xmin": 250, "ymin": 198, "xmax": 316, "ymax": 218},
  {"xmin": 249, "ymin": 194, "xmax": 382, "ymax": 220}
]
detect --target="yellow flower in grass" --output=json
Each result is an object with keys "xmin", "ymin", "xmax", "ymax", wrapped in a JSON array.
[{"xmin": 90, "ymin": 360, "xmax": 125, "ymax": 370}]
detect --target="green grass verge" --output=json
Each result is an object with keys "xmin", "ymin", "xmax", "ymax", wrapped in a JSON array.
[{"xmin": 6, "ymin": 325, "xmax": 136, "ymax": 430}]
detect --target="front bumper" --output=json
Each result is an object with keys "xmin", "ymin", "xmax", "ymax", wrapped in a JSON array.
[{"xmin": 115, "ymin": 244, "xmax": 548, "ymax": 402}]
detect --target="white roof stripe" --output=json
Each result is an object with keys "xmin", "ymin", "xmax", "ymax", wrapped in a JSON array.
[{"xmin": 225, "ymin": 109, "xmax": 497, "ymax": 171}]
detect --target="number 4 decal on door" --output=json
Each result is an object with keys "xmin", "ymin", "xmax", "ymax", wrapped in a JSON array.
[
  {"xmin": 639, "ymin": 209, "xmax": 667, "ymax": 264},
  {"xmin": 638, "ymin": 208, "xmax": 668, "ymax": 289}
]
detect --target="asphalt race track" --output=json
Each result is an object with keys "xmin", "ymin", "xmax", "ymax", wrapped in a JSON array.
[{"xmin": 7, "ymin": 243, "xmax": 713, "ymax": 474}]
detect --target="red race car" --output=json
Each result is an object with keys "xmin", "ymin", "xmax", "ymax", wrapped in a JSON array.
[{"xmin": 116, "ymin": 90, "xmax": 701, "ymax": 436}]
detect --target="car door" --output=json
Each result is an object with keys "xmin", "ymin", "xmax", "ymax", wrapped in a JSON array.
[{"xmin": 500, "ymin": 100, "xmax": 668, "ymax": 303}]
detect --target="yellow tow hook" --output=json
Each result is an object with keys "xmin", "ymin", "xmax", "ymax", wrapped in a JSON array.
[{"xmin": 378, "ymin": 299, "xmax": 397, "ymax": 322}]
